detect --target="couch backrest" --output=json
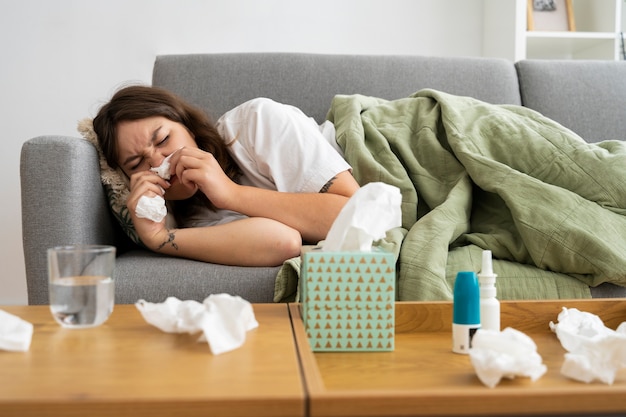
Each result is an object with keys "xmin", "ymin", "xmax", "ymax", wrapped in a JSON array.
[
  {"xmin": 152, "ymin": 53, "xmax": 521, "ymax": 123},
  {"xmin": 516, "ymin": 60, "xmax": 626, "ymax": 143}
]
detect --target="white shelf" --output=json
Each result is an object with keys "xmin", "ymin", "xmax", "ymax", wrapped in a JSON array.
[
  {"xmin": 525, "ymin": 31, "xmax": 617, "ymax": 39},
  {"xmin": 526, "ymin": 31, "xmax": 619, "ymax": 59},
  {"xmin": 483, "ymin": 0, "xmax": 623, "ymax": 61}
]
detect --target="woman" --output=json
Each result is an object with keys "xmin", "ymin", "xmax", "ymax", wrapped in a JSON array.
[{"xmin": 93, "ymin": 85, "xmax": 360, "ymax": 267}]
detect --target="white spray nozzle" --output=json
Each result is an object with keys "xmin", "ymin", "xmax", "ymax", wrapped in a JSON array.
[
  {"xmin": 479, "ymin": 250, "xmax": 497, "ymax": 288},
  {"xmin": 481, "ymin": 250, "xmax": 494, "ymax": 276}
]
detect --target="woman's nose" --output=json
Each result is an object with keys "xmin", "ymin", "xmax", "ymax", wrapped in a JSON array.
[{"xmin": 148, "ymin": 152, "xmax": 166, "ymax": 169}]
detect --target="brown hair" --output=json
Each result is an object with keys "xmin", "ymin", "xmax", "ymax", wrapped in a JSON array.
[{"xmin": 92, "ymin": 85, "xmax": 240, "ymax": 182}]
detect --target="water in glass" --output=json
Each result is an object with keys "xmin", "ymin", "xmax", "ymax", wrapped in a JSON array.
[{"xmin": 50, "ymin": 275, "xmax": 114, "ymax": 328}]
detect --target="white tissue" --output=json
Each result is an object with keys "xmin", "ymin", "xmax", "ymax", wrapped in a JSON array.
[
  {"xmin": 150, "ymin": 152, "xmax": 174, "ymax": 180},
  {"xmin": 136, "ymin": 195, "xmax": 167, "ymax": 223},
  {"xmin": 0, "ymin": 309, "xmax": 33, "ymax": 352},
  {"xmin": 469, "ymin": 327, "xmax": 547, "ymax": 388},
  {"xmin": 135, "ymin": 294, "xmax": 258, "ymax": 355},
  {"xmin": 550, "ymin": 307, "xmax": 626, "ymax": 384},
  {"xmin": 320, "ymin": 182, "xmax": 402, "ymax": 251}
]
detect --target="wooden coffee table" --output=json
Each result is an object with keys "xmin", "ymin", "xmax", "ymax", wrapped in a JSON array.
[
  {"xmin": 290, "ymin": 299, "xmax": 626, "ymax": 417},
  {"xmin": 0, "ymin": 304, "xmax": 304, "ymax": 417},
  {"xmin": 3, "ymin": 300, "xmax": 626, "ymax": 417}
]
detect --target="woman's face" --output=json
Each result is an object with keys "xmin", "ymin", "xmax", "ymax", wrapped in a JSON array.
[{"xmin": 116, "ymin": 116, "xmax": 198, "ymax": 200}]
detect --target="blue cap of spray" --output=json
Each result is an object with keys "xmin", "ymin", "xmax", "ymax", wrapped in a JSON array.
[{"xmin": 452, "ymin": 271, "xmax": 480, "ymax": 354}]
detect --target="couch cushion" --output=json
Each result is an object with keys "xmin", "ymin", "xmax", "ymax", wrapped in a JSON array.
[
  {"xmin": 153, "ymin": 53, "xmax": 521, "ymax": 123},
  {"xmin": 516, "ymin": 60, "xmax": 626, "ymax": 143},
  {"xmin": 114, "ymin": 250, "xmax": 280, "ymax": 304}
]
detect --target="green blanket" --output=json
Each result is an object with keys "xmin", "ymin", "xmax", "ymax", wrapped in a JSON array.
[{"xmin": 274, "ymin": 89, "xmax": 626, "ymax": 302}]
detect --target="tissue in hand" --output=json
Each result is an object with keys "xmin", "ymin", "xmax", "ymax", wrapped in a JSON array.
[
  {"xmin": 0, "ymin": 309, "xmax": 33, "ymax": 352},
  {"xmin": 469, "ymin": 327, "xmax": 547, "ymax": 388},
  {"xmin": 150, "ymin": 152, "xmax": 174, "ymax": 180},
  {"xmin": 135, "ymin": 294, "xmax": 258, "ymax": 355},
  {"xmin": 550, "ymin": 307, "xmax": 626, "ymax": 384},
  {"xmin": 135, "ymin": 195, "xmax": 167, "ymax": 223},
  {"xmin": 320, "ymin": 182, "xmax": 402, "ymax": 251},
  {"xmin": 136, "ymin": 152, "xmax": 177, "ymax": 222}
]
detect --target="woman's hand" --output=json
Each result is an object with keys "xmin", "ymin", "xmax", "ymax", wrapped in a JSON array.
[
  {"xmin": 168, "ymin": 147, "xmax": 239, "ymax": 208},
  {"xmin": 126, "ymin": 170, "xmax": 172, "ymax": 249}
]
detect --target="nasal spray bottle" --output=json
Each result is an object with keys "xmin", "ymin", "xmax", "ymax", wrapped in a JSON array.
[
  {"xmin": 452, "ymin": 271, "xmax": 480, "ymax": 354},
  {"xmin": 478, "ymin": 250, "xmax": 500, "ymax": 332}
]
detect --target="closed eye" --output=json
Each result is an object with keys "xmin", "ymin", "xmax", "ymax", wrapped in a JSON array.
[
  {"xmin": 157, "ymin": 135, "xmax": 169, "ymax": 146},
  {"xmin": 130, "ymin": 158, "xmax": 144, "ymax": 171}
]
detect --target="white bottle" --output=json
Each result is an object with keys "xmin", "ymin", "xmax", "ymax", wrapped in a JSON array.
[{"xmin": 478, "ymin": 250, "xmax": 500, "ymax": 332}]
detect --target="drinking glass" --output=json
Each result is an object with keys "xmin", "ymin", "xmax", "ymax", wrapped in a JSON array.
[{"xmin": 47, "ymin": 245, "xmax": 116, "ymax": 328}]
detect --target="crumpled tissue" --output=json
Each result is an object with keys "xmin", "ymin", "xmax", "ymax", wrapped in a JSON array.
[
  {"xmin": 150, "ymin": 152, "xmax": 174, "ymax": 180},
  {"xmin": 135, "ymin": 195, "xmax": 167, "ymax": 223},
  {"xmin": 320, "ymin": 182, "xmax": 402, "ymax": 251},
  {"xmin": 469, "ymin": 327, "xmax": 547, "ymax": 388},
  {"xmin": 135, "ymin": 294, "xmax": 258, "ymax": 355},
  {"xmin": 0, "ymin": 309, "xmax": 33, "ymax": 352},
  {"xmin": 550, "ymin": 307, "xmax": 626, "ymax": 384}
]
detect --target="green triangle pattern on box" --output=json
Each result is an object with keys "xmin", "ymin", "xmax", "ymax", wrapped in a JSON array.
[{"xmin": 301, "ymin": 250, "xmax": 395, "ymax": 352}]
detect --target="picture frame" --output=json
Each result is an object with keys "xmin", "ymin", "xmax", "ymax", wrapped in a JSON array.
[{"xmin": 527, "ymin": 0, "xmax": 576, "ymax": 31}]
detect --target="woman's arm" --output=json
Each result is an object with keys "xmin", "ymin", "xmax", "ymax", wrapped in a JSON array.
[
  {"xmin": 149, "ymin": 217, "xmax": 302, "ymax": 266},
  {"xmin": 129, "ymin": 163, "xmax": 356, "ymax": 264},
  {"xmin": 172, "ymin": 148, "xmax": 360, "ymax": 244},
  {"xmin": 124, "ymin": 168, "xmax": 303, "ymax": 266},
  {"xmin": 215, "ymin": 170, "xmax": 359, "ymax": 243}
]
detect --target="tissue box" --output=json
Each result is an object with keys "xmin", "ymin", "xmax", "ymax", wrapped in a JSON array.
[{"xmin": 300, "ymin": 247, "xmax": 395, "ymax": 352}]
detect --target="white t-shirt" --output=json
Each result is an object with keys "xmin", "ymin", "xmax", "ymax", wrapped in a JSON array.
[
  {"xmin": 179, "ymin": 98, "xmax": 351, "ymax": 228},
  {"xmin": 217, "ymin": 97, "xmax": 350, "ymax": 192}
]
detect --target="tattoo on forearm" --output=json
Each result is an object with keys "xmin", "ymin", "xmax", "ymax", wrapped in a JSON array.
[
  {"xmin": 157, "ymin": 230, "xmax": 179, "ymax": 251},
  {"xmin": 320, "ymin": 176, "xmax": 337, "ymax": 193}
]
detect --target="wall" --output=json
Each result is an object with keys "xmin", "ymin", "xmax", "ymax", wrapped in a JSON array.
[
  {"xmin": 0, "ymin": 0, "xmax": 485, "ymax": 305},
  {"xmin": 623, "ymin": 0, "xmax": 626, "ymax": 58}
]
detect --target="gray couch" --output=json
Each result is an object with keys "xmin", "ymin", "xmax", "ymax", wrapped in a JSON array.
[{"xmin": 20, "ymin": 53, "xmax": 626, "ymax": 305}]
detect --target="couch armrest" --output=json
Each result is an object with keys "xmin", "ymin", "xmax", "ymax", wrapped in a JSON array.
[{"xmin": 20, "ymin": 136, "xmax": 118, "ymax": 304}]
